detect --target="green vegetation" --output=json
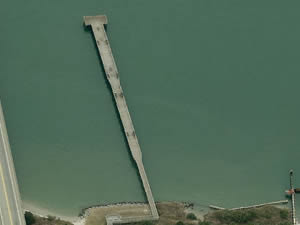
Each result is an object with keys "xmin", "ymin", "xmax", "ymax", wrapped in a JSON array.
[
  {"xmin": 25, "ymin": 213, "xmax": 73, "ymax": 225},
  {"xmin": 198, "ymin": 222, "xmax": 211, "ymax": 225},
  {"xmin": 280, "ymin": 210, "xmax": 289, "ymax": 219},
  {"xmin": 126, "ymin": 205, "xmax": 291, "ymax": 225},
  {"xmin": 25, "ymin": 211, "xmax": 36, "ymax": 225},
  {"xmin": 186, "ymin": 213, "xmax": 197, "ymax": 220},
  {"xmin": 214, "ymin": 209, "xmax": 257, "ymax": 223},
  {"xmin": 137, "ymin": 222, "xmax": 155, "ymax": 225},
  {"xmin": 204, "ymin": 206, "xmax": 291, "ymax": 225},
  {"xmin": 175, "ymin": 221, "xmax": 184, "ymax": 225},
  {"xmin": 86, "ymin": 202, "xmax": 291, "ymax": 225},
  {"xmin": 127, "ymin": 222, "xmax": 155, "ymax": 225}
]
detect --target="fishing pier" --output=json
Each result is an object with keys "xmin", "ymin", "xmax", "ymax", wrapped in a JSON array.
[
  {"xmin": 290, "ymin": 170, "xmax": 297, "ymax": 225},
  {"xmin": 84, "ymin": 15, "xmax": 159, "ymax": 223}
]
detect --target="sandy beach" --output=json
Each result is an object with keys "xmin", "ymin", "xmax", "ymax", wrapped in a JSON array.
[{"xmin": 22, "ymin": 201, "xmax": 85, "ymax": 225}]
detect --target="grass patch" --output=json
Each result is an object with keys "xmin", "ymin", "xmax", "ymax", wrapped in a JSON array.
[
  {"xmin": 204, "ymin": 206, "xmax": 291, "ymax": 225},
  {"xmin": 85, "ymin": 202, "xmax": 291, "ymax": 225}
]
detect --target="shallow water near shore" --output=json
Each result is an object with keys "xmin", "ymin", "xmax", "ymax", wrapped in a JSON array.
[{"xmin": 1, "ymin": 0, "xmax": 300, "ymax": 218}]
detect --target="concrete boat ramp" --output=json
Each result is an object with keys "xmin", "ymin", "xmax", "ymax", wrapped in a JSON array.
[{"xmin": 84, "ymin": 15, "xmax": 159, "ymax": 222}]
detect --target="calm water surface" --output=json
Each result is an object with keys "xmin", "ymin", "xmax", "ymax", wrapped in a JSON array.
[{"xmin": 1, "ymin": 0, "xmax": 300, "ymax": 217}]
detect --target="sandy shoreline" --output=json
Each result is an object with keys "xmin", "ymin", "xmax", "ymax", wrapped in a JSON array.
[
  {"xmin": 22, "ymin": 201, "xmax": 85, "ymax": 225},
  {"xmin": 22, "ymin": 201, "xmax": 199, "ymax": 225},
  {"xmin": 22, "ymin": 200, "xmax": 292, "ymax": 225}
]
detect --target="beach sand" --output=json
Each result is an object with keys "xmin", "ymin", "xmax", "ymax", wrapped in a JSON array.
[{"xmin": 22, "ymin": 201, "xmax": 85, "ymax": 225}]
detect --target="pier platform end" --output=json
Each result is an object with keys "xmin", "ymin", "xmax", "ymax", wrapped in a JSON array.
[{"xmin": 84, "ymin": 15, "xmax": 107, "ymax": 26}]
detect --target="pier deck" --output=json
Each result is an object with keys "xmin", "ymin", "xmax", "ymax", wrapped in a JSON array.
[
  {"xmin": 0, "ymin": 102, "xmax": 26, "ymax": 225},
  {"xmin": 290, "ymin": 170, "xmax": 297, "ymax": 225},
  {"xmin": 84, "ymin": 15, "xmax": 159, "ymax": 221}
]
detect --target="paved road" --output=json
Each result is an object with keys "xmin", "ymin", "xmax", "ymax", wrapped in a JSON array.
[
  {"xmin": 84, "ymin": 15, "xmax": 159, "ymax": 220},
  {"xmin": 0, "ymin": 102, "xmax": 26, "ymax": 225}
]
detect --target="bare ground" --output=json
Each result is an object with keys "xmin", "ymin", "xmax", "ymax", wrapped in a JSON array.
[
  {"xmin": 85, "ymin": 202, "xmax": 197, "ymax": 225},
  {"xmin": 85, "ymin": 204, "xmax": 151, "ymax": 225}
]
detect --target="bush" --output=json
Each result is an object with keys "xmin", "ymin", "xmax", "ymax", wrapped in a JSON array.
[
  {"xmin": 24, "ymin": 211, "xmax": 36, "ymax": 225},
  {"xmin": 279, "ymin": 222, "xmax": 292, "ymax": 225},
  {"xmin": 141, "ymin": 222, "xmax": 154, "ymax": 225},
  {"xmin": 198, "ymin": 222, "xmax": 211, "ymax": 225},
  {"xmin": 186, "ymin": 213, "xmax": 197, "ymax": 220},
  {"xmin": 47, "ymin": 215, "xmax": 56, "ymax": 221},
  {"xmin": 176, "ymin": 221, "xmax": 184, "ymax": 225},
  {"xmin": 215, "ymin": 210, "xmax": 257, "ymax": 224},
  {"xmin": 280, "ymin": 210, "xmax": 289, "ymax": 219}
]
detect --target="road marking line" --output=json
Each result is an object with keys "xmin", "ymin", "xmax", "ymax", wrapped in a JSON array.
[{"xmin": 0, "ymin": 158, "xmax": 14, "ymax": 225}]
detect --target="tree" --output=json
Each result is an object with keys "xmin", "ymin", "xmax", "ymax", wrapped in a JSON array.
[
  {"xmin": 25, "ymin": 211, "xmax": 36, "ymax": 225},
  {"xmin": 176, "ymin": 221, "xmax": 184, "ymax": 225},
  {"xmin": 186, "ymin": 213, "xmax": 197, "ymax": 220}
]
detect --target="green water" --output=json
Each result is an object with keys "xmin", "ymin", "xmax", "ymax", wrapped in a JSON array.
[{"xmin": 1, "ymin": 0, "xmax": 300, "ymax": 217}]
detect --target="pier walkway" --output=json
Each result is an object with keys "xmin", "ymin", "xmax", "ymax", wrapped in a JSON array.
[
  {"xmin": 290, "ymin": 170, "xmax": 297, "ymax": 225},
  {"xmin": 84, "ymin": 15, "xmax": 159, "ymax": 221},
  {"xmin": 0, "ymin": 101, "xmax": 26, "ymax": 225}
]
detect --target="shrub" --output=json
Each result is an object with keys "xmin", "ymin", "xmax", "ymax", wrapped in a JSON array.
[
  {"xmin": 176, "ymin": 221, "xmax": 184, "ymax": 225},
  {"xmin": 215, "ymin": 209, "xmax": 257, "ymax": 224},
  {"xmin": 141, "ymin": 222, "xmax": 154, "ymax": 225},
  {"xmin": 279, "ymin": 222, "xmax": 292, "ymax": 225},
  {"xmin": 280, "ymin": 210, "xmax": 289, "ymax": 219},
  {"xmin": 198, "ymin": 222, "xmax": 211, "ymax": 225},
  {"xmin": 47, "ymin": 215, "xmax": 56, "ymax": 221},
  {"xmin": 24, "ymin": 211, "xmax": 36, "ymax": 225},
  {"xmin": 186, "ymin": 213, "xmax": 197, "ymax": 220}
]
